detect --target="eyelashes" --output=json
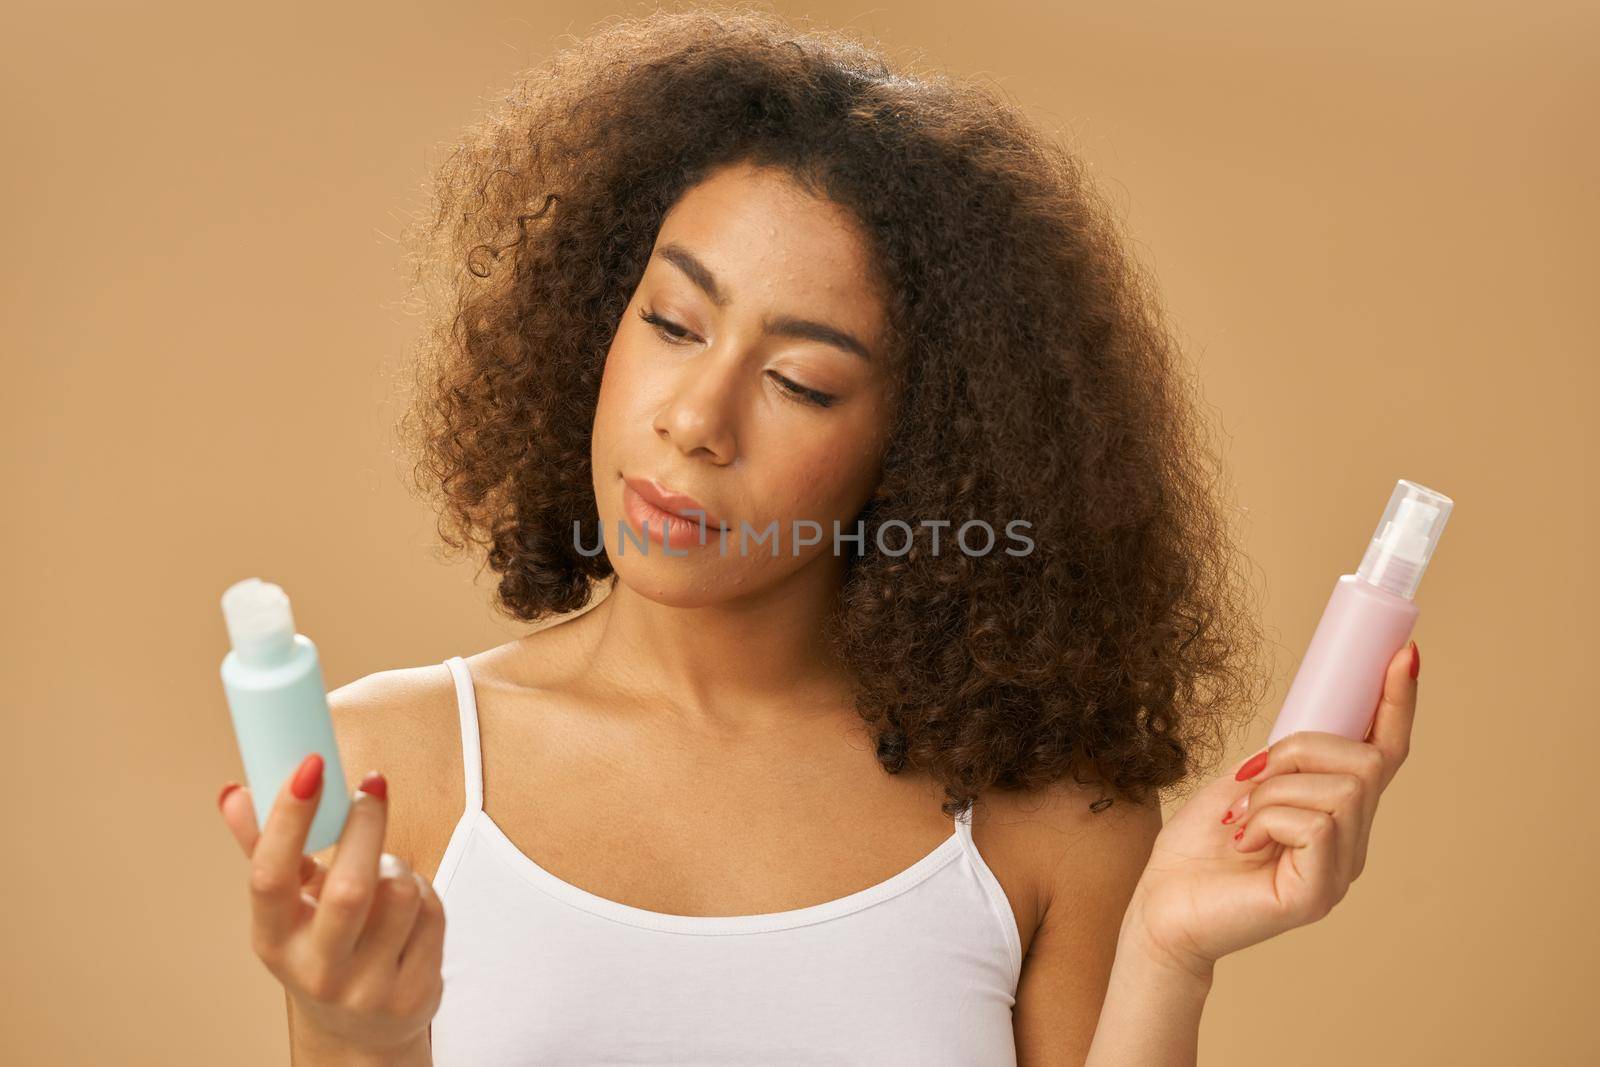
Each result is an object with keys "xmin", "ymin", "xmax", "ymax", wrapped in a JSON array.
[
  {"xmin": 638, "ymin": 307, "xmax": 694, "ymax": 345},
  {"xmin": 636, "ymin": 306, "xmax": 838, "ymax": 409}
]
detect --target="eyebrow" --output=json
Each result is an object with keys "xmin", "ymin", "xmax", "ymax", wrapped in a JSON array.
[{"xmin": 653, "ymin": 241, "xmax": 874, "ymax": 363}]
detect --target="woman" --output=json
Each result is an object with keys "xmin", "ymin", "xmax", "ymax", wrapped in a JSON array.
[{"xmin": 215, "ymin": 9, "xmax": 1421, "ymax": 1064}]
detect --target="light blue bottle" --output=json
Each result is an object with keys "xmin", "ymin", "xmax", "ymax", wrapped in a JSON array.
[{"xmin": 219, "ymin": 577, "xmax": 350, "ymax": 854}]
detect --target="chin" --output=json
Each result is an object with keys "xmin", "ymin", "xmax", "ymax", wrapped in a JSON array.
[{"xmin": 608, "ymin": 550, "xmax": 762, "ymax": 608}]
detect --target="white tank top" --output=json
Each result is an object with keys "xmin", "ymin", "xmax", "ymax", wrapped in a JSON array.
[{"xmin": 427, "ymin": 655, "xmax": 1023, "ymax": 1065}]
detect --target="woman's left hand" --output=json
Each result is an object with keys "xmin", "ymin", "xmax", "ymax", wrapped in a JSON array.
[{"xmin": 1119, "ymin": 641, "xmax": 1420, "ymax": 980}]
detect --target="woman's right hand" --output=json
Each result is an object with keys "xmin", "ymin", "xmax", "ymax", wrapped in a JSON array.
[{"xmin": 216, "ymin": 754, "xmax": 445, "ymax": 1060}]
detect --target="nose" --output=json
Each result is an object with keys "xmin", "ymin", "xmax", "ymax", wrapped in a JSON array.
[{"xmin": 652, "ymin": 351, "xmax": 738, "ymax": 464}]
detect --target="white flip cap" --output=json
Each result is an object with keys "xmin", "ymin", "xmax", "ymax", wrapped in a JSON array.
[{"xmin": 221, "ymin": 577, "xmax": 296, "ymax": 658}]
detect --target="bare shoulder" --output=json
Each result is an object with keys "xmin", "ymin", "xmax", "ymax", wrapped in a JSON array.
[
  {"xmin": 325, "ymin": 660, "xmax": 466, "ymax": 883},
  {"xmin": 970, "ymin": 778, "xmax": 1161, "ymax": 955},
  {"xmin": 318, "ymin": 608, "xmax": 596, "ymax": 883},
  {"xmin": 979, "ymin": 777, "xmax": 1162, "ymax": 1066}
]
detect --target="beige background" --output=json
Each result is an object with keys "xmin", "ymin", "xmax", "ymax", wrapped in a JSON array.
[{"xmin": 4, "ymin": 1, "xmax": 1594, "ymax": 1063}]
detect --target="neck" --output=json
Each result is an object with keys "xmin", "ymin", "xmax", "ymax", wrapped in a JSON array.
[{"xmin": 578, "ymin": 557, "xmax": 859, "ymax": 737}]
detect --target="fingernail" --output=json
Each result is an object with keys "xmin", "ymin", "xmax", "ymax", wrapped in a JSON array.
[
  {"xmin": 1221, "ymin": 792, "xmax": 1250, "ymax": 824},
  {"xmin": 217, "ymin": 782, "xmax": 241, "ymax": 810},
  {"xmin": 1233, "ymin": 827, "xmax": 1245, "ymax": 841},
  {"xmin": 358, "ymin": 771, "xmax": 387, "ymax": 801},
  {"xmin": 1221, "ymin": 809, "xmax": 1234, "ymax": 824},
  {"xmin": 1235, "ymin": 749, "xmax": 1269, "ymax": 781},
  {"xmin": 290, "ymin": 753, "xmax": 324, "ymax": 800},
  {"xmin": 1410, "ymin": 641, "xmax": 1420, "ymax": 680}
]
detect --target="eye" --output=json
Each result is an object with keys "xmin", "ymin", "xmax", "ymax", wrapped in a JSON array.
[
  {"xmin": 638, "ymin": 307, "xmax": 694, "ymax": 346},
  {"xmin": 639, "ymin": 306, "xmax": 837, "ymax": 409},
  {"xmin": 768, "ymin": 372, "xmax": 838, "ymax": 409}
]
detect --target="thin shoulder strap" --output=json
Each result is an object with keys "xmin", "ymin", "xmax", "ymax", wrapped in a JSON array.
[
  {"xmin": 953, "ymin": 798, "xmax": 1025, "ymax": 980},
  {"xmin": 443, "ymin": 656, "xmax": 484, "ymax": 815}
]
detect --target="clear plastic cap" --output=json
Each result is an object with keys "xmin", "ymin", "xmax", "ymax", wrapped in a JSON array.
[
  {"xmin": 1355, "ymin": 479, "xmax": 1454, "ymax": 599},
  {"xmin": 221, "ymin": 577, "xmax": 296, "ymax": 662}
]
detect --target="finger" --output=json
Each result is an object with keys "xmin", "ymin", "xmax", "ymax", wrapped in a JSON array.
[
  {"xmin": 220, "ymin": 786, "xmax": 330, "ymax": 893},
  {"xmin": 396, "ymin": 872, "xmax": 446, "ymax": 992},
  {"xmin": 218, "ymin": 781, "xmax": 259, "ymax": 854},
  {"xmin": 1365, "ymin": 641, "xmax": 1419, "ymax": 786},
  {"xmin": 1234, "ymin": 805, "xmax": 1347, "ymax": 923},
  {"xmin": 220, "ymin": 783, "xmax": 325, "ymax": 885},
  {"xmin": 309, "ymin": 773, "xmax": 392, "ymax": 962},
  {"xmin": 1229, "ymin": 772, "xmax": 1367, "ymax": 881},
  {"xmin": 1238, "ymin": 731, "xmax": 1388, "ymax": 816},
  {"xmin": 350, "ymin": 855, "xmax": 426, "ymax": 971},
  {"xmin": 250, "ymin": 753, "xmax": 327, "ymax": 949},
  {"xmin": 301, "ymin": 853, "xmax": 333, "ymax": 900}
]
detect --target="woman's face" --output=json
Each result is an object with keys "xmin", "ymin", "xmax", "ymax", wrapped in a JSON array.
[{"xmin": 590, "ymin": 160, "xmax": 895, "ymax": 606}]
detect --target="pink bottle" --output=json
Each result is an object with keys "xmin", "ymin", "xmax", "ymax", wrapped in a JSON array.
[{"xmin": 1266, "ymin": 479, "xmax": 1453, "ymax": 746}]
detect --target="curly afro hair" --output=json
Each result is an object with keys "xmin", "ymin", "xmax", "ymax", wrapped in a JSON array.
[{"xmin": 396, "ymin": 4, "xmax": 1271, "ymax": 818}]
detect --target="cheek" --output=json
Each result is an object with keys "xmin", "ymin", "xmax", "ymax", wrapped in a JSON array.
[
  {"xmin": 765, "ymin": 432, "xmax": 879, "ymax": 521},
  {"xmin": 593, "ymin": 342, "xmax": 658, "ymax": 450}
]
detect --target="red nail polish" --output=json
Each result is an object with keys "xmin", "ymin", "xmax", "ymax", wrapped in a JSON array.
[
  {"xmin": 358, "ymin": 771, "xmax": 387, "ymax": 801},
  {"xmin": 290, "ymin": 753, "xmax": 324, "ymax": 800},
  {"xmin": 1221, "ymin": 809, "xmax": 1235, "ymax": 825},
  {"xmin": 1233, "ymin": 827, "xmax": 1244, "ymax": 841},
  {"xmin": 1410, "ymin": 641, "xmax": 1420, "ymax": 679},
  {"xmin": 1235, "ymin": 750, "xmax": 1269, "ymax": 781},
  {"xmin": 217, "ymin": 782, "xmax": 241, "ymax": 810}
]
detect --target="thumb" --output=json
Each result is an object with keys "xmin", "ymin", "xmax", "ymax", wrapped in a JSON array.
[{"xmin": 1365, "ymin": 640, "xmax": 1419, "ymax": 785}]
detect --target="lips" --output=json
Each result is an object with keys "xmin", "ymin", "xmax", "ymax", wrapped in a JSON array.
[
  {"xmin": 621, "ymin": 475, "xmax": 728, "ymax": 550},
  {"xmin": 623, "ymin": 475, "xmax": 725, "ymax": 528}
]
